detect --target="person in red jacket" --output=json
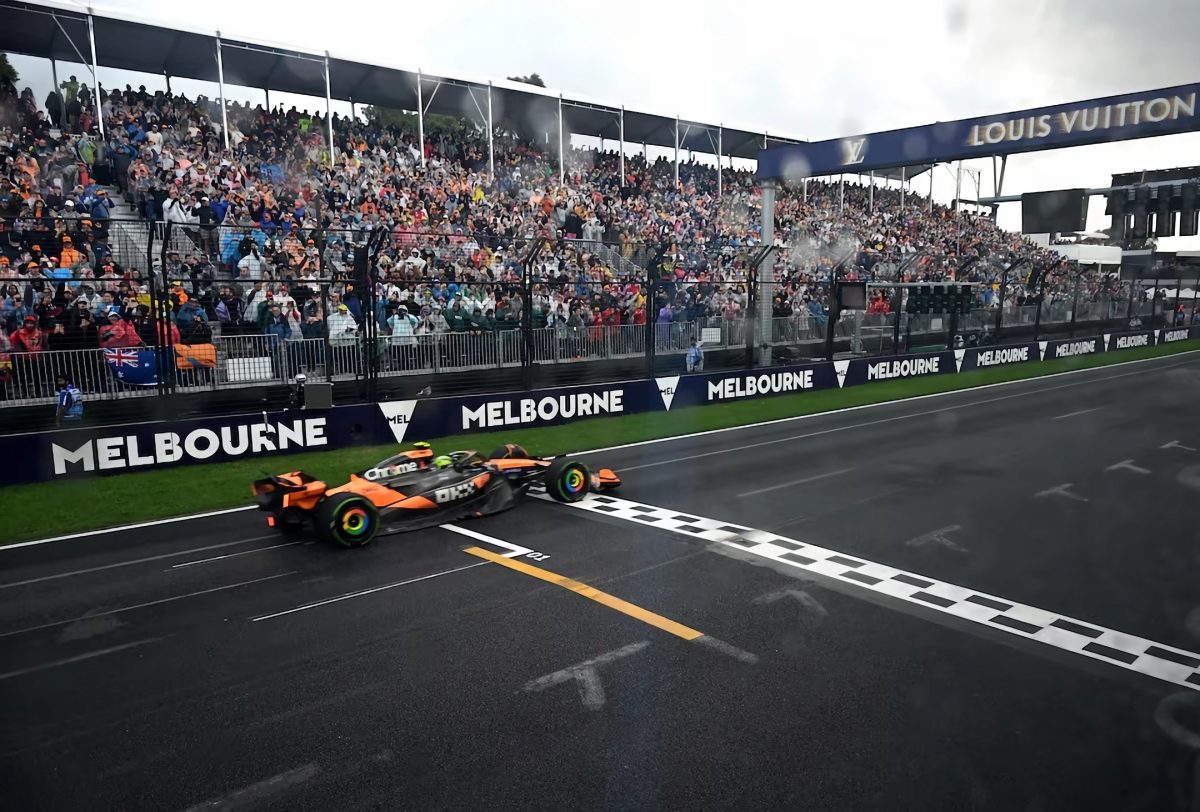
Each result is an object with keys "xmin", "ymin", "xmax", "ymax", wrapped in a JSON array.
[
  {"xmin": 156, "ymin": 317, "xmax": 181, "ymax": 347},
  {"xmin": 10, "ymin": 316, "xmax": 45, "ymax": 353},
  {"xmin": 98, "ymin": 312, "xmax": 139, "ymax": 348},
  {"xmin": 9, "ymin": 316, "xmax": 47, "ymax": 396}
]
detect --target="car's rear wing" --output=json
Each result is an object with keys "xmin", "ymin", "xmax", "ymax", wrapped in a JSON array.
[{"xmin": 252, "ymin": 471, "xmax": 326, "ymax": 512}]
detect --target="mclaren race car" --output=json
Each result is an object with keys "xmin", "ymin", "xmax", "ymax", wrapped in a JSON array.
[{"xmin": 252, "ymin": 443, "xmax": 620, "ymax": 548}]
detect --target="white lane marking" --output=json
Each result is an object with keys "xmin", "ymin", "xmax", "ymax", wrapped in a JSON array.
[
  {"xmin": 10, "ymin": 350, "xmax": 1198, "ymax": 551},
  {"xmin": 182, "ymin": 762, "xmax": 321, "ymax": 811},
  {"xmin": 617, "ymin": 358, "xmax": 1199, "ymax": 473},
  {"xmin": 1036, "ymin": 483, "xmax": 1090, "ymax": 503},
  {"xmin": 1052, "ymin": 407, "xmax": 1103, "ymax": 420},
  {"xmin": 1161, "ymin": 440, "xmax": 1197, "ymax": 452},
  {"xmin": 736, "ymin": 468, "xmax": 855, "ymax": 498},
  {"xmin": 2, "ymin": 506, "xmax": 257, "ymax": 550},
  {"xmin": 1105, "ymin": 459, "xmax": 1152, "ymax": 475},
  {"xmin": 169, "ymin": 540, "xmax": 310, "ymax": 569},
  {"xmin": 541, "ymin": 491, "xmax": 1200, "ymax": 692},
  {"xmin": 251, "ymin": 562, "xmax": 487, "ymax": 622},
  {"xmin": 523, "ymin": 641, "xmax": 650, "ymax": 710},
  {"xmin": 904, "ymin": 525, "xmax": 967, "ymax": 553},
  {"xmin": 0, "ymin": 536, "xmax": 278, "ymax": 590},
  {"xmin": 693, "ymin": 635, "xmax": 759, "ymax": 663},
  {"xmin": 0, "ymin": 572, "xmax": 297, "ymax": 639},
  {"xmin": 0, "ymin": 637, "xmax": 164, "ymax": 681},
  {"xmin": 754, "ymin": 588, "xmax": 829, "ymax": 617},
  {"xmin": 440, "ymin": 524, "xmax": 534, "ymax": 557},
  {"xmin": 574, "ymin": 350, "xmax": 1200, "ymax": 461}
]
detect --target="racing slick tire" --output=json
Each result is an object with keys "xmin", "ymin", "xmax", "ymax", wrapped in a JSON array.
[
  {"xmin": 316, "ymin": 493, "xmax": 380, "ymax": 548},
  {"xmin": 545, "ymin": 458, "xmax": 591, "ymax": 503}
]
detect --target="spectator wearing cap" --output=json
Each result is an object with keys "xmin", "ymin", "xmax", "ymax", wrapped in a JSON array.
[
  {"xmin": 387, "ymin": 303, "xmax": 417, "ymax": 369},
  {"xmin": 192, "ymin": 195, "xmax": 221, "ymax": 258},
  {"xmin": 55, "ymin": 372, "xmax": 83, "ymax": 426},
  {"xmin": 327, "ymin": 303, "xmax": 358, "ymax": 340},
  {"xmin": 9, "ymin": 314, "xmax": 47, "ymax": 396},
  {"xmin": 327, "ymin": 302, "xmax": 359, "ymax": 375},
  {"xmin": 98, "ymin": 311, "xmax": 138, "ymax": 348},
  {"xmin": 180, "ymin": 308, "xmax": 212, "ymax": 345},
  {"xmin": 88, "ymin": 189, "xmax": 114, "ymax": 221},
  {"xmin": 174, "ymin": 297, "xmax": 205, "ymax": 327},
  {"xmin": 10, "ymin": 315, "xmax": 45, "ymax": 353}
]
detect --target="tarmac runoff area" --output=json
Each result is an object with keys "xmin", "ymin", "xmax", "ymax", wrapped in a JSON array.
[{"xmin": 3, "ymin": 351, "xmax": 1200, "ymax": 809}]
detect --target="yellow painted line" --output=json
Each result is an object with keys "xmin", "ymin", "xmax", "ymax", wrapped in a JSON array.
[{"xmin": 463, "ymin": 546, "xmax": 703, "ymax": 641}]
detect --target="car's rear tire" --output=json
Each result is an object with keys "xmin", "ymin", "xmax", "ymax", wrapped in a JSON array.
[
  {"xmin": 316, "ymin": 493, "xmax": 380, "ymax": 548},
  {"xmin": 546, "ymin": 458, "xmax": 590, "ymax": 503}
]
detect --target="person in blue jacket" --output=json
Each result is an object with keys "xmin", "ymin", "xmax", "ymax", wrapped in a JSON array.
[{"xmin": 55, "ymin": 373, "xmax": 84, "ymax": 426}]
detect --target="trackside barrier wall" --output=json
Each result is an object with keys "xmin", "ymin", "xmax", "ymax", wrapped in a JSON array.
[{"xmin": 4, "ymin": 329, "xmax": 1198, "ymax": 486}]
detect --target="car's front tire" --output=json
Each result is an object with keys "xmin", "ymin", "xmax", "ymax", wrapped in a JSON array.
[
  {"xmin": 546, "ymin": 458, "xmax": 590, "ymax": 503},
  {"xmin": 316, "ymin": 493, "xmax": 380, "ymax": 548}
]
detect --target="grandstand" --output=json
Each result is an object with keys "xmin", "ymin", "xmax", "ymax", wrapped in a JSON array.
[{"xmin": 1, "ymin": 1, "xmax": 1192, "ymax": 429}]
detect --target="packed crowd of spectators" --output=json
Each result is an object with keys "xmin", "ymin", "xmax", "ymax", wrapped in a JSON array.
[{"xmin": 3, "ymin": 69, "xmax": 1190, "ymax": 396}]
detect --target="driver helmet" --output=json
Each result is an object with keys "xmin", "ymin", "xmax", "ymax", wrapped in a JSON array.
[{"xmin": 434, "ymin": 455, "xmax": 453, "ymax": 469}]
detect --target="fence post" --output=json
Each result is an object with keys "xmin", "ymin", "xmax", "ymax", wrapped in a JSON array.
[
  {"xmin": 645, "ymin": 269, "xmax": 657, "ymax": 378},
  {"xmin": 1149, "ymin": 275, "xmax": 1160, "ymax": 328},
  {"xmin": 994, "ymin": 263, "xmax": 1009, "ymax": 335},
  {"xmin": 154, "ymin": 220, "xmax": 176, "ymax": 398},
  {"xmin": 1069, "ymin": 264, "xmax": 1081, "ymax": 335},
  {"xmin": 891, "ymin": 286, "xmax": 904, "ymax": 354},
  {"xmin": 519, "ymin": 238, "xmax": 544, "ymax": 391},
  {"xmin": 746, "ymin": 245, "xmax": 774, "ymax": 370},
  {"xmin": 1032, "ymin": 271, "xmax": 1049, "ymax": 342}
]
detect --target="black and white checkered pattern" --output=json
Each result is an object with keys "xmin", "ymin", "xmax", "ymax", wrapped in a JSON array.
[{"xmin": 535, "ymin": 489, "xmax": 1200, "ymax": 691}]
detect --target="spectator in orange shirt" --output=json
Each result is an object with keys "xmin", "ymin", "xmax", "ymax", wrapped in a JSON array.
[{"xmin": 59, "ymin": 235, "xmax": 84, "ymax": 270}]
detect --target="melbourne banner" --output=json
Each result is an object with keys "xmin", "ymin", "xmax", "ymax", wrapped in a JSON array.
[
  {"xmin": 1103, "ymin": 330, "xmax": 1157, "ymax": 351},
  {"xmin": 0, "ymin": 406, "xmax": 389, "ymax": 486},
  {"xmin": 757, "ymin": 83, "xmax": 1200, "ymax": 179},
  {"xmin": 2, "ymin": 334, "xmax": 1195, "ymax": 485},
  {"xmin": 1040, "ymin": 335, "xmax": 1104, "ymax": 360},
  {"xmin": 955, "ymin": 343, "xmax": 1039, "ymax": 373},
  {"xmin": 1158, "ymin": 327, "xmax": 1194, "ymax": 344},
  {"xmin": 841, "ymin": 350, "xmax": 956, "ymax": 387},
  {"xmin": 376, "ymin": 379, "xmax": 658, "ymax": 444}
]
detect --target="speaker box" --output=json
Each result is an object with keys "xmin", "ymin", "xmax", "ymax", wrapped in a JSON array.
[
  {"xmin": 1155, "ymin": 195, "xmax": 1174, "ymax": 238},
  {"xmin": 302, "ymin": 382, "xmax": 333, "ymax": 410},
  {"xmin": 1181, "ymin": 183, "xmax": 1198, "ymax": 237}
]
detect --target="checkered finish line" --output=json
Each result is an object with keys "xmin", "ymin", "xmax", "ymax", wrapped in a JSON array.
[{"xmin": 532, "ymin": 488, "xmax": 1200, "ymax": 691}]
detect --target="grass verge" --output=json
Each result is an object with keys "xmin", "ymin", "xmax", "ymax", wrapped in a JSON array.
[{"xmin": 2, "ymin": 339, "xmax": 1197, "ymax": 544}]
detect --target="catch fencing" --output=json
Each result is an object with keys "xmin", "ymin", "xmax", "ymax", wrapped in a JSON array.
[{"xmin": 2, "ymin": 217, "xmax": 1192, "ymax": 413}]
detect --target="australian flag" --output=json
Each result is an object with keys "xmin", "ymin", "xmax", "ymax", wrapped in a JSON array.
[{"xmin": 102, "ymin": 348, "xmax": 159, "ymax": 386}]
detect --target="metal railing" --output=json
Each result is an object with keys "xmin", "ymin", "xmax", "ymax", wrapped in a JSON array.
[{"xmin": 1, "ymin": 297, "xmax": 1165, "ymax": 409}]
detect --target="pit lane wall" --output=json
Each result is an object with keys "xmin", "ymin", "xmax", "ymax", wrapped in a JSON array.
[{"xmin": 4, "ymin": 327, "xmax": 1198, "ymax": 486}]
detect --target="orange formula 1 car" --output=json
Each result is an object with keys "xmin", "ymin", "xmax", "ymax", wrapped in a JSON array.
[{"xmin": 252, "ymin": 443, "xmax": 620, "ymax": 548}]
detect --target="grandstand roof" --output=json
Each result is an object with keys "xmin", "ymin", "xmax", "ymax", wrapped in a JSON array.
[{"xmin": 0, "ymin": 0, "xmax": 807, "ymax": 160}]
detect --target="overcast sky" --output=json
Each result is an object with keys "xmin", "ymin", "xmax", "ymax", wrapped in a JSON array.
[{"xmin": 7, "ymin": 0, "xmax": 1200, "ymax": 245}]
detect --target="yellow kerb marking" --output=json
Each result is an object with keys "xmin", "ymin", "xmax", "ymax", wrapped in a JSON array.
[{"xmin": 463, "ymin": 546, "xmax": 703, "ymax": 640}]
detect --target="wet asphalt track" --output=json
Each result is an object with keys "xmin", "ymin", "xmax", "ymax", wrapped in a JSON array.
[{"xmin": 4, "ymin": 351, "xmax": 1200, "ymax": 810}]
